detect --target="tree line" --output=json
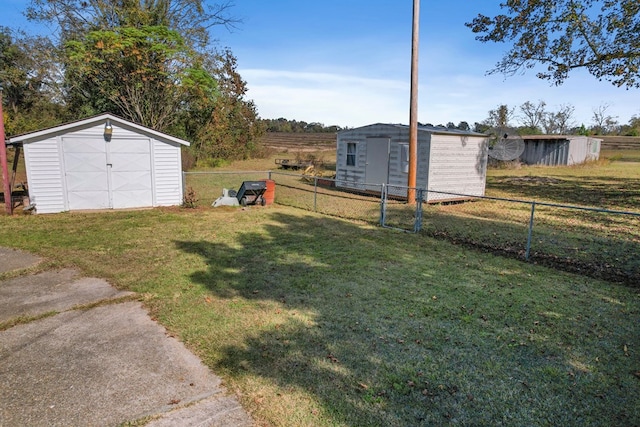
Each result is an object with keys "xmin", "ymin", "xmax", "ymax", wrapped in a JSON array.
[
  {"xmin": 428, "ymin": 101, "xmax": 640, "ymax": 137},
  {"xmin": 1, "ymin": 0, "xmax": 264, "ymax": 167},
  {"xmin": 261, "ymin": 118, "xmax": 343, "ymax": 133}
]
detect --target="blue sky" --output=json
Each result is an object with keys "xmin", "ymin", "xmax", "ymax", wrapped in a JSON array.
[{"xmin": 3, "ymin": 0, "xmax": 639, "ymax": 128}]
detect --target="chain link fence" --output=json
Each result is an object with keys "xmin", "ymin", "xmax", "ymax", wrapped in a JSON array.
[
  {"xmin": 421, "ymin": 191, "xmax": 534, "ymax": 255},
  {"xmin": 421, "ymin": 190, "xmax": 640, "ymax": 284},
  {"xmin": 271, "ymin": 171, "xmax": 383, "ymax": 223},
  {"xmin": 183, "ymin": 171, "xmax": 640, "ymax": 284}
]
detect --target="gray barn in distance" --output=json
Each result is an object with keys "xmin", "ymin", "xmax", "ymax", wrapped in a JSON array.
[
  {"xmin": 335, "ymin": 124, "xmax": 489, "ymax": 201},
  {"xmin": 520, "ymin": 135, "xmax": 602, "ymax": 166}
]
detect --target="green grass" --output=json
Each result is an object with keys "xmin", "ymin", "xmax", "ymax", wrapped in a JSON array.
[
  {"xmin": 0, "ymin": 206, "xmax": 638, "ymax": 426},
  {"xmin": 408, "ymin": 158, "xmax": 640, "ymax": 284},
  {"xmin": 601, "ymin": 149, "xmax": 640, "ymax": 163},
  {"xmin": 191, "ymin": 158, "xmax": 640, "ymax": 283},
  {"xmin": 486, "ymin": 159, "xmax": 639, "ymax": 210},
  {"xmin": 419, "ymin": 196, "xmax": 640, "ymax": 284}
]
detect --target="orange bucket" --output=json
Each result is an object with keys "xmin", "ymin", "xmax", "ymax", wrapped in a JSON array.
[{"xmin": 260, "ymin": 179, "xmax": 276, "ymax": 205}]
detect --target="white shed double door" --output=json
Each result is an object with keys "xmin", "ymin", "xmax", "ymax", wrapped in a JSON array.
[{"xmin": 63, "ymin": 136, "xmax": 153, "ymax": 210}]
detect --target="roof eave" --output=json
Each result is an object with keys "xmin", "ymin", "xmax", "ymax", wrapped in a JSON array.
[{"xmin": 8, "ymin": 113, "xmax": 191, "ymax": 146}]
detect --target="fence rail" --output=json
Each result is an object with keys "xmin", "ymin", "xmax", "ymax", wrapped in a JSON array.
[{"xmin": 183, "ymin": 171, "xmax": 640, "ymax": 284}]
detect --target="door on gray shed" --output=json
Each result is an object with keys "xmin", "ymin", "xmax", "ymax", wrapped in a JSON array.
[
  {"xmin": 364, "ymin": 137, "xmax": 390, "ymax": 190},
  {"xmin": 62, "ymin": 136, "xmax": 152, "ymax": 210}
]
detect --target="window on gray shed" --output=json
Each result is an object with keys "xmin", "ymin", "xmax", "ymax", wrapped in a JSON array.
[
  {"xmin": 346, "ymin": 142, "xmax": 357, "ymax": 166},
  {"xmin": 400, "ymin": 144, "xmax": 409, "ymax": 173}
]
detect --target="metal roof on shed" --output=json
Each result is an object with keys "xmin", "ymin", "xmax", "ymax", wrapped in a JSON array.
[{"xmin": 339, "ymin": 123, "xmax": 486, "ymax": 137}]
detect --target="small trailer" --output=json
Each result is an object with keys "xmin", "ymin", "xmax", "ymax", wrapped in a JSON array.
[
  {"xmin": 236, "ymin": 181, "xmax": 267, "ymax": 206},
  {"xmin": 275, "ymin": 158, "xmax": 313, "ymax": 170}
]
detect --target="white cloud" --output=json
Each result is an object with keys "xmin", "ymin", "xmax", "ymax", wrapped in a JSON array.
[
  {"xmin": 241, "ymin": 69, "xmax": 410, "ymax": 127},
  {"xmin": 241, "ymin": 66, "xmax": 639, "ymax": 129}
]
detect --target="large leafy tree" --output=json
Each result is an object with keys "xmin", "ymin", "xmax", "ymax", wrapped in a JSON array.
[
  {"xmin": 24, "ymin": 0, "xmax": 265, "ymax": 163},
  {"xmin": 0, "ymin": 27, "xmax": 64, "ymax": 135},
  {"xmin": 27, "ymin": 0, "xmax": 233, "ymax": 130},
  {"xmin": 64, "ymin": 25, "xmax": 216, "ymax": 130},
  {"xmin": 26, "ymin": 0, "xmax": 236, "ymax": 47},
  {"xmin": 190, "ymin": 48, "xmax": 265, "ymax": 163},
  {"xmin": 466, "ymin": 0, "xmax": 640, "ymax": 88}
]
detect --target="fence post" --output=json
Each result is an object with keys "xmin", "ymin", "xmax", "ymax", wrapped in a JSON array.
[
  {"xmin": 268, "ymin": 171, "xmax": 272, "ymax": 180},
  {"xmin": 314, "ymin": 176, "xmax": 318, "ymax": 212},
  {"xmin": 380, "ymin": 184, "xmax": 387, "ymax": 227},
  {"xmin": 181, "ymin": 171, "xmax": 186, "ymax": 201},
  {"xmin": 414, "ymin": 189, "xmax": 423, "ymax": 233},
  {"xmin": 525, "ymin": 201, "xmax": 536, "ymax": 261}
]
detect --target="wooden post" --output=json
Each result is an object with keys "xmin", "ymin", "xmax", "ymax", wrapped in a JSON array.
[
  {"xmin": 10, "ymin": 145, "xmax": 20, "ymax": 191},
  {"xmin": 0, "ymin": 89, "xmax": 12, "ymax": 215},
  {"xmin": 407, "ymin": 0, "xmax": 420, "ymax": 204}
]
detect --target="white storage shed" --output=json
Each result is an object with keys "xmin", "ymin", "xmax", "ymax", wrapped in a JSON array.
[
  {"xmin": 9, "ymin": 113, "xmax": 189, "ymax": 214},
  {"xmin": 335, "ymin": 124, "xmax": 489, "ymax": 201}
]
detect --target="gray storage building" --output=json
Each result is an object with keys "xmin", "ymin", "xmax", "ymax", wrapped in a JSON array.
[
  {"xmin": 520, "ymin": 135, "xmax": 601, "ymax": 166},
  {"xmin": 335, "ymin": 124, "xmax": 489, "ymax": 201},
  {"xmin": 8, "ymin": 113, "xmax": 189, "ymax": 214}
]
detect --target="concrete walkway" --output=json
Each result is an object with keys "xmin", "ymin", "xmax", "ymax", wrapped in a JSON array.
[{"xmin": 0, "ymin": 248, "xmax": 252, "ymax": 427}]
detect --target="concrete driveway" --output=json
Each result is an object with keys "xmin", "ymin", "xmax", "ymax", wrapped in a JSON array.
[{"xmin": 0, "ymin": 247, "xmax": 252, "ymax": 427}]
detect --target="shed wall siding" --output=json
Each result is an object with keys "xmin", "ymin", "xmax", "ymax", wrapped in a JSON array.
[
  {"xmin": 82, "ymin": 123, "xmax": 140, "ymax": 139},
  {"xmin": 24, "ymin": 137, "xmax": 66, "ymax": 214},
  {"xmin": 152, "ymin": 140, "xmax": 183, "ymax": 206},
  {"xmin": 521, "ymin": 137, "xmax": 601, "ymax": 166},
  {"xmin": 567, "ymin": 137, "xmax": 602, "ymax": 165},
  {"xmin": 521, "ymin": 141, "xmax": 569, "ymax": 165},
  {"xmin": 587, "ymin": 138, "xmax": 601, "ymax": 161},
  {"xmin": 337, "ymin": 125, "xmax": 417, "ymax": 188},
  {"xmin": 567, "ymin": 138, "xmax": 588, "ymax": 165},
  {"xmin": 385, "ymin": 132, "xmax": 431, "ymax": 189},
  {"xmin": 335, "ymin": 139, "xmax": 366, "ymax": 186},
  {"xmin": 427, "ymin": 135, "xmax": 487, "ymax": 198},
  {"xmin": 385, "ymin": 136, "xmax": 430, "ymax": 197}
]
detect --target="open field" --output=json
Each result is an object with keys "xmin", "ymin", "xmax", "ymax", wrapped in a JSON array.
[
  {"xmin": 0, "ymin": 207, "xmax": 638, "ymax": 426},
  {"xmin": 599, "ymin": 135, "xmax": 640, "ymax": 151},
  {"xmin": 259, "ymin": 132, "xmax": 337, "ymax": 152},
  {"xmin": 601, "ymin": 149, "xmax": 640, "ymax": 162}
]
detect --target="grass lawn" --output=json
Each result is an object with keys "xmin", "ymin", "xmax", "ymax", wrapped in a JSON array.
[
  {"xmin": 0, "ymin": 206, "xmax": 638, "ymax": 426},
  {"xmin": 413, "ymin": 158, "xmax": 640, "ymax": 284},
  {"xmin": 486, "ymin": 159, "xmax": 639, "ymax": 211}
]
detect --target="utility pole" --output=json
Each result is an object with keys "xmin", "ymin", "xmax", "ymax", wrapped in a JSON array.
[
  {"xmin": 407, "ymin": 0, "xmax": 419, "ymax": 204},
  {"xmin": 0, "ymin": 87, "xmax": 12, "ymax": 215}
]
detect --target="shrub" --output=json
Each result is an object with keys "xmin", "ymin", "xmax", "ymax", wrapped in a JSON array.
[{"xmin": 182, "ymin": 187, "xmax": 198, "ymax": 208}]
